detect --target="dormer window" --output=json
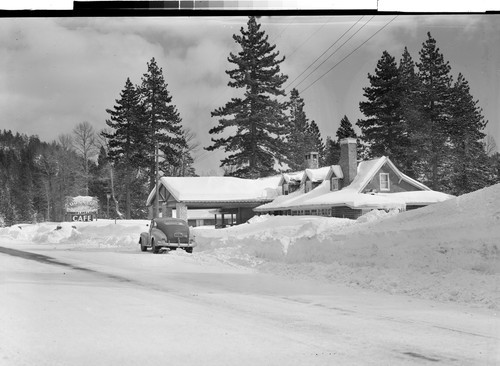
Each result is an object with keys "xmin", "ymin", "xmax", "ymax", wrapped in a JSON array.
[
  {"xmin": 283, "ymin": 183, "xmax": 289, "ymax": 195},
  {"xmin": 379, "ymin": 173, "xmax": 390, "ymax": 191},
  {"xmin": 330, "ymin": 177, "xmax": 339, "ymax": 191}
]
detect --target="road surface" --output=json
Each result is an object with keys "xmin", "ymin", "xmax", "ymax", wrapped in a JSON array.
[{"xmin": 1, "ymin": 242, "xmax": 498, "ymax": 365}]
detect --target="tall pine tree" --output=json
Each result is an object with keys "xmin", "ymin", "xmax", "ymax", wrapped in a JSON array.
[
  {"xmin": 139, "ymin": 58, "xmax": 187, "ymax": 190},
  {"xmin": 287, "ymin": 88, "xmax": 312, "ymax": 170},
  {"xmin": 358, "ymin": 51, "xmax": 409, "ymax": 169},
  {"xmin": 416, "ymin": 32, "xmax": 453, "ymax": 190},
  {"xmin": 207, "ymin": 16, "xmax": 289, "ymax": 178},
  {"xmin": 103, "ymin": 78, "xmax": 146, "ymax": 219},
  {"xmin": 397, "ymin": 47, "xmax": 422, "ymax": 177},
  {"xmin": 448, "ymin": 73, "xmax": 493, "ymax": 194}
]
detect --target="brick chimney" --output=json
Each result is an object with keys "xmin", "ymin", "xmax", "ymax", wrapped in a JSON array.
[
  {"xmin": 304, "ymin": 151, "xmax": 319, "ymax": 169},
  {"xmin": 339, "ymin": 138, "xmax": 357, "ymax": 185}
]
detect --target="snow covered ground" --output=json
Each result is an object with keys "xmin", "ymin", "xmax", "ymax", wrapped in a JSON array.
[
  {"xmin": 1, "ymin": 184, "xmax": 499, "ymax": 365},
  {"xmin": 1, "ymin": 183, "xmax": 499, "ymax": 310}
]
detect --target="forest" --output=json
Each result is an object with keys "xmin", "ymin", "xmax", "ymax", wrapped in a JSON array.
[{"xmin": 1, "ymin": 16, "xmax": 499, "ymax": 226}]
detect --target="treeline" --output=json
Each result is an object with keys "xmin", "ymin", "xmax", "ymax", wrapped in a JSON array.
[
  {"xmin": 208, "ymin": 17, "xmax": 500, "ymax": 195},
  {"xmin": 0, "ymin": 60, "xmax": 199, "ymax": 226},
  {"xmin": 0, "ymin": 126, "xmax": 102, "ymax": 226}
]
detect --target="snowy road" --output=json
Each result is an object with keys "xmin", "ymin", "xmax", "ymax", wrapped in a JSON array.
[{"xmin": 1, "ymin": 242, "xmax": 498, "ymax": 366}]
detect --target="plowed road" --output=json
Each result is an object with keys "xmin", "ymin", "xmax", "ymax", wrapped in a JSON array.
[{"xmin": 1, "ymin": 243, "xmax": 498, "ymax": 365}]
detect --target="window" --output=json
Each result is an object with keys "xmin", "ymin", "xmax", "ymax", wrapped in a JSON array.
[
  {"xmin": 380, "ymin": 173, "xmax": 390, "ymax": 191},
  {"xmin": 330, "ymin": 178, "xmax": 339, "ymax": 191}
]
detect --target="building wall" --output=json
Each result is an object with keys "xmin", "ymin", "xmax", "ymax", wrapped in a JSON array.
[
  {"xmin": 331, "ymin": 206, "xmax": 363, "ymax": 219},
  {"xmin": 364, "ymin": 163, "xmax": 422, "ymax": 193}
]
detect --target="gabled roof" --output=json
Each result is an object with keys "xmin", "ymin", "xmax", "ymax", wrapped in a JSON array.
[
  {"xmin": 254, "ymin": 156, "xmax": 452, "ymax": 213},
  {"xmin": 349, "ymin": 156, "xmax": 430, "ymax": 193},
  {"xmin": 279, "ymin": 171, "xmax": 304, "ymax": 186},
  {"xmin": 325, "ymin": 165, "xmax": 343, "ymax": 180},
  {"xmin": 146, "ymin": 176, "xmax": 281, "ymax": 206},
  {"xmin": 301, "ymin": 166, "xmax": 332, "ymax": 184}
]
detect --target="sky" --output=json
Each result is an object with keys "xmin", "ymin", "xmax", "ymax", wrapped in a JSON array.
[{"xmin": 1, "ymin": 8, "xmax": 499, "ymax": 175}]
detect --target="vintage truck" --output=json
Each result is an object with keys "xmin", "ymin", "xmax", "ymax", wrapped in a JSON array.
[{"xmin": 139, "ymin": 218, "xmax": 196, "ymax": 253}]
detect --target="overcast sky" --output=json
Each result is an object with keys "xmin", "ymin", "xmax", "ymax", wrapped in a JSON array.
[{"xmin": 1, "ymin": 13, "xmax": 499, "ymax": 175}]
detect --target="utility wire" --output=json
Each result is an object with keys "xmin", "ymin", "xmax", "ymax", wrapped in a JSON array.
[
  {"xmin": 282, "ymin": 16, "xmax": 366, "ymax": 95},
  {"xmin": 287, "ymin": 16, "xmax": 374, "ymax": 93},
  {"xmin": 300, "ymin": 15, "xmax": 398, "ymax": 95},
  {"xmin": 286, "ymin": 18, "xmax": 331, "ymax": 60}
]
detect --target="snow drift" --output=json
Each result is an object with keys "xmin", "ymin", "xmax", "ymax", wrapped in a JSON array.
[{"xmin": 1, "ymin": 184, "xmax": 499, "ymax": 309}]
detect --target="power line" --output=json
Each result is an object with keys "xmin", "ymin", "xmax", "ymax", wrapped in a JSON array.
[
  {"xmin": 286, "ymin": 18, "xmax": 332, "ymax": 60},
  {"xmin": 300, "ymin": 16, "xmax": 399, "ymax": 95},
  {"xmin": 282, "ymin": 16, "xmax": 366, "ymax": 95}
]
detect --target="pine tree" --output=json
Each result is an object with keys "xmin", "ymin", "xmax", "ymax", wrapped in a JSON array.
[
  {"xmin": 397, "ymin": 47, "xmax": 422, "ymax": 177},
  {"xmin": 323, "ymin": 137, "xmax": 340, "ymax": 166},
  {"xmin": 103, "ymin": 78, "xmax": 146, "ymax": 219},
  {"xmin": 447, "ymin": 73, "xmax": 493, "ymax": 194},
  {"xmin": 358, "ymin": 51, "xmax": 411, "ymax": 168},
  {"xmin": 336, "ymin": 115, "xmax": 357, "ymax": 140},
  {"xmin": 416, "ymin": 32, "xmax": 453, "ymax": 190},
  {"xmin": 206, "ymin": 16, "xmax": 289, "ymax": 178},
  {"xmin": 307, "ymin": 120, "xmax": 325, "ymax": 165},
  {"xmin": 287, "ymin": 88, "xmax": 312, "ymax": 170},
  {"xmin": 139, "ymin": 58, "xmax": 187, "ymax": 190}
]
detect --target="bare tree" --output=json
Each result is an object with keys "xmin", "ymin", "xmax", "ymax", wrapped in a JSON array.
[{"xmin": 72, "ymin": 121, "xmax": 99, "ymax": 195}]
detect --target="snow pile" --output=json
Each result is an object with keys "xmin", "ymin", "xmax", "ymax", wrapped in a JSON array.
[
  {"xmin": 193, "ymin": 184, "xmax": 500, "ymax": 309},
  {"xmin": 0, "ymin": 220, "xmax": 149, "ymax": 249},
  {"xmin": 1, "ymin": 184, "xmax": 499, "ymax": 309}
]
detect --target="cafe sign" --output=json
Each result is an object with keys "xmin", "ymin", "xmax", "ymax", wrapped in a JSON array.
[{"xmin": 65, "ymin": 196, "xmax": 99, "ymax": 222}]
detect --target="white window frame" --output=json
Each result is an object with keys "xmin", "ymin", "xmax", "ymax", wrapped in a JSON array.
[{"xmin": 379, "ymin": 173, "xmax": 390, "ymax": 191}]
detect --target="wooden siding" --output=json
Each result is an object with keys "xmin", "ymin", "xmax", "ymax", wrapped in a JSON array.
[{"xmin": 364, "ymin": 163, "xmax": 422, "ymax": 193}]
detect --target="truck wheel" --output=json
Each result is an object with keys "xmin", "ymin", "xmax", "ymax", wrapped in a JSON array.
[
  {"xmin": 152, "ymin": 240, "xmax": 159, "ymax": 254},
  {"xmin": 140, "ymin": 243, "xmax": 147, "ymax": 252},
  {"xmin": 185, "ymin": 248, "xmax": 193, "ymax": 254}
]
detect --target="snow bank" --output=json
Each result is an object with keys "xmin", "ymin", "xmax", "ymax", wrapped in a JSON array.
[{"xmin": 1, "ymin": 184, "xmax": 499, "ymax": 309}]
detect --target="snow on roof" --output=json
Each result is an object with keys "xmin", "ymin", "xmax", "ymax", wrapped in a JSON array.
[
  {"xmin": 303, "ymin": 166, "xmax": 332, "ymax": 183},
  {"xmin": 347, "ymin": 157, "xmax": 386, "ymax": 192},
  {"xmin": 254, "ymin": 157, "xmax": 451, "ymax": 213},
  {"xmin": 282, "ymin": 171, "xmax": 304, "ymax": 184},
  {"xmin": 377, "ymin": 190, "xmax": 454, "ymax": 205},
  {"xmin": 146, "ymin": 176, "xmax": 282, "ymax": 206},
  {"xmin": 326, "ymin": 165, "xmax": 343, "ymax": 179}
]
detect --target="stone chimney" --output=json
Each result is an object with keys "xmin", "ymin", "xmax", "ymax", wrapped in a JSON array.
[
  {"xmin": 339, "ymin": 138, "xmax": 357, "ymax": 185},
  {"xmin": 304, "ymin": 151, "xmax": 319, "ymax": 169}
]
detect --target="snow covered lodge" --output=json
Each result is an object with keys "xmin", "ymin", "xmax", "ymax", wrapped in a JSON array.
[
  {"xmin": 145, "ymin": 175, "xmax": 281, "ymax": 226},
  {"xmin": 146, "ymin": 138, "xmax": 453, "ymax": 225}
]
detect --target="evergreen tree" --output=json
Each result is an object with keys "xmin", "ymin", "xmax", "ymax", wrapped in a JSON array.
[
  {"xmin": 336, "ymin": 115, "xmax": 357, "ymax": 140},
  {"xmin": 447, "ymin": 73, "xmax": 493, "ymax": 194},
  {"xmin": 397, "ymin": 47, "xmax": 422, "ymax": 177},
  {"xmin": 307, "ymin": 120, "xmax": 325, "ymax": 165},
  {"xmin": 323, "ymin": 136, "xmax": 340, "ymax": 166},
  {"xmin": 358, "ymin": 51, "xmax": 409, "ymax": 168},
  {"xmin": 139, "ymin": 58, "xmax": 186, "ymax": 191},
  {"xmin": 287, "ymin": 88, "xmax": 312, "ymax": 170},
  {"xmin": 103, "ymin": 78, "xmax": 146, "ymax": 219},
  {"xmin": 416, "ymin": 32, "xmax": 453, "ymax": 190},
  {"xmin": 206, "ymin": 16, "xmax": 289, "ymax": 178}
]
